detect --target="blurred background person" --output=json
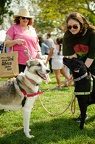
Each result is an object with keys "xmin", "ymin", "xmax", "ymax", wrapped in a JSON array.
[
  {"xmin": 44, "ymin": 33, "xmax": 54, "ymax": 73},
  {"xmin": 46, "ymin": 37, "xmax": 71, "ymax": 89},
  {"xmin": 38, "ymin": 36, "xmax": 49, "ymax": 55}
]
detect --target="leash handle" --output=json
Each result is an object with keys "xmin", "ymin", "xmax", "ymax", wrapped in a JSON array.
[{"xmin": 24, "ymin": 46, "xmax": 32, "ymax": 60}]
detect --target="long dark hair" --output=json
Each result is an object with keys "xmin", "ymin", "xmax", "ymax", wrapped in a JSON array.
[
  {"xmin": 64, "ymin": 12, "xmax": 95, "ymax": 49},
  {"xmin": 66, "ymin": 12, "xmax": 95, "ymax": 33},
  {"xmin": 56, "ymin": 37, "xmax": 62, "ymax": 55},
  {"xmin": 38, "ymin": 36, "xmax": 44, "ymax": 47}
]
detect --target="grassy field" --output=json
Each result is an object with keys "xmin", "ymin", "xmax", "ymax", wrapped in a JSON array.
[{"xmin": 0, "ymin": 74, "xmax": 95, "ymax": 144}]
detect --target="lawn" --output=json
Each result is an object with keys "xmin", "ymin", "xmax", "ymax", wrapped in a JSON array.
[{"xmin": 0, "ymin": 74, "xmax": 95, "ymax": 144}]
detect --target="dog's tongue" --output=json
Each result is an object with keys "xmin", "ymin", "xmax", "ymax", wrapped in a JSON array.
[{"xmin": 37, "ymin": 71, "xmax": 47, "ymax": 80}]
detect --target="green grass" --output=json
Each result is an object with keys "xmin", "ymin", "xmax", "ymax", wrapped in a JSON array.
[{"xmin": 0, "ymin": 74, "xmax": 95, "ymax": 144}]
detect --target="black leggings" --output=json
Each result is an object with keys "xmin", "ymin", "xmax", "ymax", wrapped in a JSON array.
[{"xmin": 19, "ymin": 64, "xmax": 26, "ymax": 73}]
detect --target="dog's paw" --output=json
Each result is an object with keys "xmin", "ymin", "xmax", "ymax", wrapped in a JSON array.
[
  {"xmin": 29, "ymin": 128, "xmax": 31, "ymax": 132},
  {"xmin": 4, "ymin": 109, "xmax": 10, "ymax": 112},
  {"xmin": 26, "ymin": 134, "xmax": 35, "ymax": 138},
  {"xmin": 24, "ymin": 130, "xmax": 34, "ymax": 138}
]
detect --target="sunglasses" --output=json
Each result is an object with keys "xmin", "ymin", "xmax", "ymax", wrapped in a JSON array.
[
  {"xmin": 67, "ymin": 25, "xmax": 78, "ymax": 30},
  {"xmin": 21, "ymin": 17, "xmax": 30, "ymax": 20}
]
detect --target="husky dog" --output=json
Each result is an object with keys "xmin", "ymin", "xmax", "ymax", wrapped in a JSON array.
[{"xmin": 0, "ymin": 58, "xmax": 50, "ymax": 138}]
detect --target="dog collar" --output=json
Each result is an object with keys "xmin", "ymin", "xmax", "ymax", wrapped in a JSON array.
[
  {"xmin": 22, "ymin": 89, "xmax": 43, "ymax": 97},
  {"xmin": 25, "ymin": 75, "xmax": 39, "ymax": 86},
  {"xmin": 74, "ymin": 72, "xmax": 87, "ymax": 82}
]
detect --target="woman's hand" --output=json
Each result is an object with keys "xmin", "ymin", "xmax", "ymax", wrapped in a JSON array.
[
  {"xmin": 16, "ymin": 39, "xmax": 25, "ymax": 45},
  {"xmin": 5, "ymin": 35, "xmax": 25, "ymax": 47},
  {"xmin": 69, "ymin": 53, "xmax": 77, "ymax": 59}
]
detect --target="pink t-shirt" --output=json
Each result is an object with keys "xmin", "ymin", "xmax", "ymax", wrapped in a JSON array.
[{"xmin": 6, "ymin": 24, "xmax": 38, "ymax": 65}]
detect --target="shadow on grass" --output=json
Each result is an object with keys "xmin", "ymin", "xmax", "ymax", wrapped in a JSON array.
[
  {"xmin": 86, "ymin": 115, "xmax": 95, "ymax": 123},
  {"xmin": 0, "ymin": 110, "xmax": 6, "ymax": 115},
  {"xmin": 1, "ymin": 117, "xmax": 95, "ymax": 144}
]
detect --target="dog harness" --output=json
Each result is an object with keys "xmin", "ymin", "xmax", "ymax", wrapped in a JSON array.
[
  {"xmin": 21, "ymin": 89, "xmax": 43, "ymax": 97},
  {"xmin": 74, "ymin": 73, "xmax": 93, "ymax": 95},
  {"xmin": 74, "ymin": 91, "xmax": 92, "ymax": 95},
  {"xmin": 16, "ymin": 77, "xmax": 43, "ymax": 107},
  {"xmin": 21, "ymin": 90, "xmax": 43, "ymax": 107}
]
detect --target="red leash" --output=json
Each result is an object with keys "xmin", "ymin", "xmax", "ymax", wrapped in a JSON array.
[{"xmin": 21, "ymin": 77, "xmax": 73, "ymax": 97}]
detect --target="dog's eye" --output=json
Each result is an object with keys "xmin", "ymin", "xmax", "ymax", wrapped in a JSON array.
[{"xmin": 37, "ymin": 62, "xmax": 41, "ymax": 66}]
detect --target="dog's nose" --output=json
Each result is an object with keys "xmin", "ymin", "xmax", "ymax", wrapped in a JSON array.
[{"xmin": 46, "ymin": 70, "xmax": 50, "ymax": 73}]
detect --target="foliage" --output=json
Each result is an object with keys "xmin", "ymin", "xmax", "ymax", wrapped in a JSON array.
[
  {"xmin": 1, "ymin": 0, "xmax": 95, "ymax": 34},
  {"xmin": 35, "ymin": 0, "xmax": 95, "ymax": 33},
  {"xmin": 0, "ymin": 0, "xmax": 13, "ymax": 24}
]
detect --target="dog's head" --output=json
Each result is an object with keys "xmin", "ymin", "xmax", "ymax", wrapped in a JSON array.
[
  {"xmin": 63, "ymin": 57, "xmax": 87, "ymax": 76},
  {"xmin": 24, "ymin": 59, "xmax": 50, "ymax": 82}
]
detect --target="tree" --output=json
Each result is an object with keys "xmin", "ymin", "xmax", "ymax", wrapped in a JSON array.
[
  {"xmin": 0, "ymin": 0, "xmax": 39, "ymax": 30},
  {"xmin": 1, "ymin": 0, "xmax": 95, "ymax": 35},
  {"xmin": 35, "ymin": 0, "xmax": 95, "ymax": 34},
  {"xmin": 0, "ymin": 0, "xmax": 13, "ymax": 26}
]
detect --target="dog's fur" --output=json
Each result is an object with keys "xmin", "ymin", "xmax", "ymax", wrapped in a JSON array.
[
  {"xmin": 0, "ymin": 58, "xmax": 50, "ymax": 138},
  {"xmin": 63, "ymin": 57, "xmax": 95, "ymax": 130}
]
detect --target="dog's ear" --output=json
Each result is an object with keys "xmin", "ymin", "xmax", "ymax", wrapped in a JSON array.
[{"xmin": 74, "ymin": 64, "xmax": 81, "ymax": 73}]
